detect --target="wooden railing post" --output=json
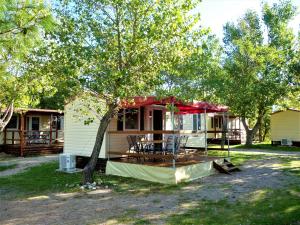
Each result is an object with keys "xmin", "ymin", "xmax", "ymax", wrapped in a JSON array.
[
  {"xmin": 20, "ymin": 113, "xmax": 25, "ymax": 157},
  {"xmin": 3, "ymin": 128, "xmax": 6, "ymax": 145},
  {"xmin": 12, "ymin": 130, "xmax": 14, "ymax": 144},
  {"xmin": 49, "ymin": 114, "xmax": 52, "ymax": 145}
]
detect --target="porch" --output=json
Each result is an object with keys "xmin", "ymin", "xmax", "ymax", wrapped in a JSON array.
[{"xmin": 0, "ymin": 108, "xmax": 64, "ymax": 156}]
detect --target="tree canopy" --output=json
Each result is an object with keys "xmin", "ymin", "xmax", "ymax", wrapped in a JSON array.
[
  {"xmin": 208, "ymin": 0, "xmax": 299, "ymax": 145},
  {"xmin": 41, "ymin": 0, "xmax": 210, "ymax": 182},
  {"xmin": 0, "ymin": 0, "xmax": 54, "ymax": 130}
]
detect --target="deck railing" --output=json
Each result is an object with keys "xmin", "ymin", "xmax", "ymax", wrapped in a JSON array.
[{"xmin": 3, "ymin": 129, "xmax": 64, "ymax": 145}]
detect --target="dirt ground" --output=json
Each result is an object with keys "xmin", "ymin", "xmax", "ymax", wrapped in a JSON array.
[{"xmin": 1, "ymin": 152, "xmax": 300, "ymax": 225}]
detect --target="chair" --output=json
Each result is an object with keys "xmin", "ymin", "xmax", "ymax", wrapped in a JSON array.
[
  {"xmin": 127, "ymin": 136, "xmax": 134, "ymax": 153},
  {"xmin": 179, "ymin": 135, "xmax": 189, "ymax": 152},
  {"xmin": 164, "ymin": 135, "xmax": 180, "ymax": 154}
]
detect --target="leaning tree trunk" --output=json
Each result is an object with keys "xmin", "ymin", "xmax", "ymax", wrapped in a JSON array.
[
  {"xmin": 0, "ymin": 103, "xmax": 14, "ymax": 131},
  {"xmin": 241, "ymin": 112, "xmax": 264, "ymax": 146},
  {"xmin": 83, "ymin": 103, "xmax": 118, "ymax": 184}
]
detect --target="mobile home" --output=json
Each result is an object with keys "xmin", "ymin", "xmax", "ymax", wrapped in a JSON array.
[
  {"xmin": 271, "ymin": 109, "xmax": 300, "ymax": 146},
  {"xmin": 63, "ymin": 96, "xmax": 241, "ymax": 184},
  {"xmin": 0, "ymin": 108, "xmax": 64, "ymax": 156}
]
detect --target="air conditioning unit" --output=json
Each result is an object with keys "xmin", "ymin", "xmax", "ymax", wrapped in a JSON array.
[
  {"xmin": 281, "ymin": 139, "xmax": 292, "ymax": 146},
  {"xmin": 59, "ymin": 154, "xmax": 76, "ymax": 172}
]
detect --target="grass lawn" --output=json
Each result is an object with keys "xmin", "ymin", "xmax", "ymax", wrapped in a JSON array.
[
  {"xmin": 166, "ymin": 187, "xmax": 300, "ymax": 225},
  {"xmin": 1, "ymin": 153, "xmax": 300, "ymax": 225},
  {"xmin": 0, "ymin": 164, "xmax": 16, "ymax": 172},
  {"xmin": 231, "ymin": 141, "xmax": 300, "ymax": 152},
  {"xmin": 0, "ymin": 161, "xmax": 185, "ymax": 199},
  {"xmin": 0, "ymin": 150, "xmax": 266, "ymax": 200},
  {"xmin": 0, "ymin": 162, "xmax": 82, "ymax": 199},
  {"xmin": 208, "ymin": 150, "xmax": 265, "ymax": 165}
]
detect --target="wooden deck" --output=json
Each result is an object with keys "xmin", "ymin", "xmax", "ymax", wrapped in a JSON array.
[{"xmin": 1, "ymin": 143, "xmax": 63, "ymax": 156}]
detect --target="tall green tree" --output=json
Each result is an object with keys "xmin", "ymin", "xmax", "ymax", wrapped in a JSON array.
[
  {"xmin": 50, "ymin": 0, "xmax": 207, "ymax": 183},
  {"xmin": 0, "ymin": 0, "xmax": 54, "ymax": 130},
  {"xmin": 209, "ymin": 0, "xmax": 298, "ymax": 145}
]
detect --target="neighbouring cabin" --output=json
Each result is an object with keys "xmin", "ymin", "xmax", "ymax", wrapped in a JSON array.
[
  {"xmin": 206, "ymin": 113, "xmax": 246, "ymax": 145},
  {"xmin": 0, "ymin": 109, "xmax": 64, "ymax": 156},
  {"xmin": 271, "ymin": 109, "xmax": 300, "ymax": 147}
]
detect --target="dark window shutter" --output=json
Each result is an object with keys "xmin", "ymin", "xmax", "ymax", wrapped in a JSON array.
[
  {"xmin": 117, "ymin": 109, "xmax": 123, "ymax": 131},
  {"xmin": 197, "ymin": 114, "xmax": 201, "ymax": 130},
  {"xmin": 179, "ymin": 115, "xmax": 183, "ymax": 130},
  {"xmin": 140, "ymin": 107, "xmax": 144, "ymax": 130},
  {"xmin": 193, "ymin": 114, "xmax": 197, "ymax": 131}
]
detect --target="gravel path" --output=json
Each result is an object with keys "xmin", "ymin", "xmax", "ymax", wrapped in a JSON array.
[
  {"xmin": 1, "ymin": 155, "xmax": 300, "ymax": 225},
  {"xmin": 0, "ymin": 155, "xmax": 58, "ymax": 177}
]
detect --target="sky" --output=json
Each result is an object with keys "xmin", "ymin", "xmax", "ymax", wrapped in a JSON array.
[{"xmin": 198, "ymin": 0, "xmax": 300, "ymax": 40}]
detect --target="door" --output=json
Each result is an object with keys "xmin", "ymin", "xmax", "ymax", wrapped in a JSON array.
[{"xmin": 153, "ymin": 110, "xmax": 163, "ymax": 151}]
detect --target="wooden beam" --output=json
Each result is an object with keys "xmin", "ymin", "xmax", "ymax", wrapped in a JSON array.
[
  {"xmin": 20, "ymin": 113, "xmax": 25, "ymax": 157},
  {"xmin": 3, "ymin": 128, "xmax": 6, "ymax": 145},
  {"xmin": 49, "ymin": 114, "xmax": 52, "ymax": 145},
  {"xmin": 108, "ymin": 130, "xmax": 179, "ymax": 134}
]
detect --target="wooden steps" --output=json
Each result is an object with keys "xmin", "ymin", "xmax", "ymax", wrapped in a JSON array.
[{"xmin": 213, "ymin": 159, "xmax": 240, "ymax": 174}]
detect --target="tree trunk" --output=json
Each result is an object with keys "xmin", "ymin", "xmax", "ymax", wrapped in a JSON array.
[
  {"xmin": 241, "ymin": 114, "xmax": 263, "ymax": 147},
  {"xmin": 0, "ymin": 103, "xmax": 14, "ymax": 131},
  {"xmin": 83, "ymin": 103, "xmax": 118, "ymax": 184}
]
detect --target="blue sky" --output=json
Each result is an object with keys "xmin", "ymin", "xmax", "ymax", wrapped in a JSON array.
[{"xmin": 198, "ymin": 0, "xmax": 300, "ymax": 40}]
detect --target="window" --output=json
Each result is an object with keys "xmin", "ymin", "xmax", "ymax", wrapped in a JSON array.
[
  {"xmin": 6, "ymin": 115, "xmax": 18, "ymax": 129},
  {"xmin": 124, "ymin": 109, "xmax": 139, "ymax": 130},
  {"xmin": 31, "ymin": 117, "xmax": 40, "ymax": 130},
  {"xmin": 51, "ymin": 116, "xmax": 64, "ymax": 130}
]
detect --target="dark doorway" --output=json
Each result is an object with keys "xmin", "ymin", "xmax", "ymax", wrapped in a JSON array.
[{"xmin": 153, "ymin": 110, "xmax": 163, "ymax": 151}]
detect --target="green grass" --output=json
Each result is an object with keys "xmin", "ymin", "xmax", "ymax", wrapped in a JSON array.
[
  {"xmin": 208, "ymin": 150, "xmax": 265, "ymax": 165},
  {"xmin": 166, "ymin": 187, "xmax": 300, "ymax": 225},
  {"xmin": 94, "ymin": 173, "xmax": 186, "ymax": 195},
  {"xmin": 0, "ymin": 164, "xmax": 16, "ymax": 172},
  {"xmin": 0, "ymin": 161, "xmax": 186, "ymax": 200},
  {"xmin": 231, "ymin": 142, "xmax": 300, "ymax": 151},
  {"xmin": 0, "ymin": 161, "xmax": 82, "ymax": 199}
]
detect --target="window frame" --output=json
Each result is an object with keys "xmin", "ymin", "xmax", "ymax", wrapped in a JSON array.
[
  {"xmin": 6, "ymin": 115, "xmax": 19, "ymax": 130},
  {"xmin": 27, "ymin": 116, "xmax": 41, "ymax": 131},
  {"xmin": 123, "ymin": 108, "xmax": 140, "ymax": 131}
]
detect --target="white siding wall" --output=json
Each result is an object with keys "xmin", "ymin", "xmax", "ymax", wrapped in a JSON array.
[
  {"xmin": 64, "ymin": 99, "xmax": 107, "ymax": 158},
  {"xmin": 271, "ymin": 110, "xmax": 300, "ymax": 142}
]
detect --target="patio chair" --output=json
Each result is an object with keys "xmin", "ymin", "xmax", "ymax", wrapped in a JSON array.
[
  {"xmin": 163, "ymin": 135, "xmax": 180, "ymax": 155},
  {"xmin": 179, "ymin": 135, "xmax": 189, "ymax": 152},
  {"xmin": 127, "ymin": 135, "xmax": 140, "ymax": 153}
]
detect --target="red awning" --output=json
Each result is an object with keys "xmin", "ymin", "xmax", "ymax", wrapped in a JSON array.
[{"xmin": 121, "ymin": 96, "xmax": 228, "ymax": 114}]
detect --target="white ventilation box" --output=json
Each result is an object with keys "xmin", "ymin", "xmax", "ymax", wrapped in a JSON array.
[
  {"xmin": 281, "ymin": 139, "xmax": 292, "ymax": 146},
  {"xmin": 59, "ymin": 154, "xmax": 76, "ymax": 172}
]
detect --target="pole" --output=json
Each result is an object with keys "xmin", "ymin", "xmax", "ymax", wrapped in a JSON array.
[
  {"xmin": 204, "ymin": 108, "xmax": 207, "ymax": 156},
  {"xmin": 171, "ymin": 101, "xmax": 176, "ymax": 169},
  {"xmin": 227, "ymin": 112, "xmax": 230, "ymax": 158}
]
